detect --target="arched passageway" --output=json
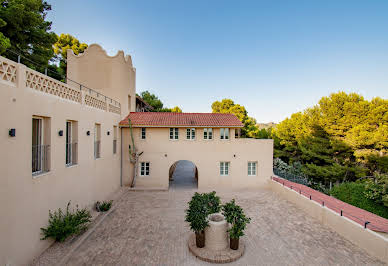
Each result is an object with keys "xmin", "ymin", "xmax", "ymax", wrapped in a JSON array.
[{"xmin": 169, "ymin": 160, "xmax": 198, "ymax": 189}]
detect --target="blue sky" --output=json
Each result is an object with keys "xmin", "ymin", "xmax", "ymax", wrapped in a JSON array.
[{"xmin": 47, "ymin": 0, "xmax": 388, "ymax": 123}]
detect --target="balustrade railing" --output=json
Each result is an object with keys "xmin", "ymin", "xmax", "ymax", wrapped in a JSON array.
[{"xmin": 0, "ymin": 53, "xmax": 121, "ymax": 114}]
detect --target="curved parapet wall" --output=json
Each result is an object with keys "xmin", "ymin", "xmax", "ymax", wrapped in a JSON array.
[
  {"xmin": 67, "ymin": 43, "xmax": 136, "ymax": 115},
  {"xmin": 68, "ymin": 44, "xmax": 134, "ymax": 67}
]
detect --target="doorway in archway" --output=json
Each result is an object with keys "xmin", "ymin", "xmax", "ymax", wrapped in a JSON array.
[{"xmin": 169, "ymin": 160, "xmax": 198, "ymax": 189}]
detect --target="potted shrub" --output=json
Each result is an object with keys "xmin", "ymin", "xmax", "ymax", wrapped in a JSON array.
[
  {"xmin": 222, "ymin": 199, "xmax": 251, "ymax": 250},
  {"xmin": 185, "ymin": 192, "xmax": 209, "ymax": 248},
  {"xmin": 203, "ymin": 191, "xmax": 221, "ymax": 214}
]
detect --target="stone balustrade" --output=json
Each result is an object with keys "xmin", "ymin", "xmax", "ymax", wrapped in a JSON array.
[{"xmin": 0, "ymin": 55, "xmax": 121, "ymax": 115}]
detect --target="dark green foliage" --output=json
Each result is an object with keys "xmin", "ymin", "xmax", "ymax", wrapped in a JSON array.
[
  {"xmin": 40, "ymin": 201, "xmax": 92, "ymax": 242},
  {"xmin": 329, "ymin": 183, "xmax": 388, "ymax": 219},
  {"xmin": 0, "ymin": 0, "xmax": 57, "ymax": 68},
  {"xmin": 222, "ymin": 199, "xmax": 251, "ymax": 239},
  {"xmin": 203, "ymin": 191, "xmax": 221, "ymax": 214},
  {"xmin": 185, "ymin": 192, "xmax": 209, "ymax": 233},
  {"xmin": 185, "ymin": 191, "xmax": 221, "ymax": 233},
  {"xmin": 96, "ymin": 200, "xmax": 112, "ymax": 212}
]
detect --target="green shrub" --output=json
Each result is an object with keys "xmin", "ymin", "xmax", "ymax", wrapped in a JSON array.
[
  {"xmin": 96, "ymin": 200, "xmax": 112, "ymax": 212},
  {"xmin": 185, "ymin": 192, "xmax": 209, "ymax": 233},
  {"xmin": 329, "ymin": 182, "xmax": 388, "ymax": 219},
  {"xmin": 40, "ymin": 202, "xmax": 92, "ymax": 242},
  {"xmin": 185, "ymin": 191, "xmax": 221, "ymax": 233},
  {"xmin": 203, "ymin": 191, "xmax": 221, "ymax": 214},
  {"xmin": 222, "ymin": 199, "xmax": 251, "ymax": 239}
]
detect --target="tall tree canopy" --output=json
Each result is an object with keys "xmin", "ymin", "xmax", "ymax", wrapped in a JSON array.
[
  {"xmin": 211, "ymin": 99, "xmax": 258, "ymax": 137},
  {"xmin": 273, "ymin": 92, "xmax": 388, "ymax": 186},
  {"xmin": 0, "ymin": 0, "xmax": 57, "ymax": 67},
  {"xmin": 53, "ymin": 33, "xmax": 88, "ymax": 76},
  {"xmin": 139, "ymin": 90, "xmax": 182, "ymax": 112}
]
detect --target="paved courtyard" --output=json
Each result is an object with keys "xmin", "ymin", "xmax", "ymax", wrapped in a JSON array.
[{"xmin": 56, "ymin": 188, "xmax": 384, "ymax": 265}]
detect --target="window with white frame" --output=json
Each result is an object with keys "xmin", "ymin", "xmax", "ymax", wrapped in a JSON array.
[
  {"xmin": 220, "ymin": 162, "xmax": 230, "ymax": 176},
  {"xmin": 248, "ymin": 162, "xmax": 257, "ymax": 176},
  {"xmin": 94, "ymin": 124, "xmax": 101, "ymax": 159},
  {"xmin": 66, "ymin": 120, "xmax": 78, "ymax": 166},
  {"xmin": 141, "ymin": 128, "xmax": 146, "ymax": 140},
  {"xmin": 220, "ymin": 128, "xmax": 229, "ymax": 140},
  {"xmin": 203, "ymin": 128, "xmax": 213, "ymax": 140},
  {"xmin": 169, "ymin": 128, "xmax": 179, "ymax": 140},
  {"xmin": 32, "ymin": 116, "xmax": 50, "ymax": 175},
  {"xmin": 140, "ymin": 162, "xmax": 150, "ymax": 176},
  {"xmin": 186, "ymin": 128, "xmax": 195, "ymax": 140}
]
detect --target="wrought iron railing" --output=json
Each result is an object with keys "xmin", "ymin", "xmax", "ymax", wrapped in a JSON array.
[
  {"xmin": 66, "ymin": 142, "xmax": 78, "ymax": 166},
  {"xmin": 94, "ymin": 141, "xmax": 101, "ymax": 159},
  {"xmin": 32, "ymin": 145, "xmax": 50, "ymax": 175},
  {"xmin": 273, "ymin": 168, "xmax": 310, "ymax": 186},
  {"xmin": 113, "ymin": 139, "xmax": 117, "ymax": 154}
]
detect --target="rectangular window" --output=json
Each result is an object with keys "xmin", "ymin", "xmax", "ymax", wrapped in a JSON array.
[
  {"xmin": 141, "ymin": 128, "xmax": 146, "ymax": 140},
  {"xmin": 220, "ymin": 162, "xmax": 230, "ymax": 176},
  {"xmin": 203, "ymin": 128, "xmax": 213, "ymax": 140},
  {"xmin": 169, "ymin": 128, "xmax": 179, "ymax": 140},
  {"xmin": 94, "ymin": 124, "xmax": 101, "ymax": 159},
  {"xmin": 220, "ymin": 128, "xmax": 229, "ymax": 140},
  {"xmin": 248, "ymin": 162, "xmax": 257, "ymax": 176},
  {"xmin": 113, "ymin": 126, "xmax": 118, "ymax": 154},
  {"xmin": 186, "ymin": 128, "xmax": 195, "ymax": 140},
  {"xmin": 140, "ymin": 162, "xmax": 150, "ymax": 176},
  {"xmin": 66, "ymin": 120, "xmax": 78, "ymax": 166},
  {"xmin": 32, "ymin": 117, "xmax": 50, "ymax": 175}
]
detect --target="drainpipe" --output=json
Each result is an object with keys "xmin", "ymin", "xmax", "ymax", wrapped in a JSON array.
[{"xmin": 120, "ymin": 127, "xmax": 123, "ymax": 187}]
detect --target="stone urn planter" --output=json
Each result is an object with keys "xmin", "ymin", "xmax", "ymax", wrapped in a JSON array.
[{"xmin": 204, "ymin": 213, "xmax": 228, "ymax": 251}]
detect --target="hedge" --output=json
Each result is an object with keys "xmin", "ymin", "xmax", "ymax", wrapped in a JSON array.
[{"xmin": 329, "ymin": 182, "xmax": 388, "ymax": 219}]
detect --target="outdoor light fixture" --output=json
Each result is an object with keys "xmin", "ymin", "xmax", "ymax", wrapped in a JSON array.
[
  {"xmin": 9, "ymin": 128, "xmax": 15, "ymax": 137},
  {"xmin": 87, "ymin": 130, "xmax": 90, "ymax": 136},
  {"xmin": 58, "ymin": 130, "xmax": 63, "ymax": 136},
  {"xmin": 165, "ymin": 154, "xmax": 167, "ymax": 157},
  {"xmin": 107, "ymin": 131, "xmax": 110, "ymax": 135},
  {"xmin": 233, "ymin": 154, "xmax": 236, "ymax": 158}
]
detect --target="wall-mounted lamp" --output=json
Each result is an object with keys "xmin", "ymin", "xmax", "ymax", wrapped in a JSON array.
[
  {"xmin": 165, "ymin": 154, "xmax": 168, "ymax": 157},
  {"xmin": 233, "ymin": 154, "xmax": 236, "ymax": 158},
  {"xmin": 9, "ymin": 128, "xmax": 16, "ymax": 137},
  {"xmin": 107, "ymin": 131, "xmax": 110, "ymax": 135},
  {"xmin": 86, "ymin": 130, "xmax": 90, "ymax": 136},
  {"xmin": 58, "ymin": 130, "xmax": 63, "ymax": 136}
]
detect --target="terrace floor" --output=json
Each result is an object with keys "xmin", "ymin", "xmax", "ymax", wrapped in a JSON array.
[{"xmin": 34, "ymin": 186, "xmax": 385, "ymax": 265}]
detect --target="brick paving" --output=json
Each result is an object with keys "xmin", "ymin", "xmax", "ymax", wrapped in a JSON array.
[
  {"xmin": 58, "ymin": 188, "xmax": 384, "ymax": 265},
  {"xmin": 272, "ymin": 176, "xmax": 388, "ymax": 233}
]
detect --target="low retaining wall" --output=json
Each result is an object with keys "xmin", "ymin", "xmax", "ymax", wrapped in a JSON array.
[{"xmin": 269, "ymin": 179, "xmax": 388, "ymax": 263}]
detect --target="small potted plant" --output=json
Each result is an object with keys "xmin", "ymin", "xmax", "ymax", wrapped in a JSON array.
[
  {"xmin": 203, "ymin": 191, "xmax": 221, "ymax": 214},
  {"xmin": 185, "ymin": 192, "xmax": 209, "ymax": 248},
  {"xmin": 222, "ymin": 199, "xmax": 251, "ymax": 250}
]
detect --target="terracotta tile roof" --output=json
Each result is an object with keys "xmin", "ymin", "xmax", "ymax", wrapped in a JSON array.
[{"xmin": 119, "ymin": 112, "xmax": 244, "ymax": 127}]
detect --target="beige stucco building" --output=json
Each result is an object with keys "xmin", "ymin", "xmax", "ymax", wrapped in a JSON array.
[{"xmin": 0, "ymin": 44, "xmax": 273, "ymax": 265}]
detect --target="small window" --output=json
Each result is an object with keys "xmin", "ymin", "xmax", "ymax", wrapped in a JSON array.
[
  {"xmin": 204, "ymin": 128, "xmax": 213, "ymax": 140},
  {"xmin": 248, "ymin": 162, "xmax": 257, "ymax": 176},
  {"xmin": 186, "ymin": 128, "xmax": 195, "ymax": 140},
  {"xmin": 113, "ymin": 126, "xmax": 118, "ymax": 154},
  {"xmin": 32, "ymin": 116, "xmax": 50, "ymax": 175},
  {"xmin": 169, "ymin": 128, "xmax": 179, "ymax": 140},
  {"xmin": 220, "ymin": 128, "xmax": 229, "ymax": 140},
  {"xmin": 94, "ymin": 124, "xmax": 101, "ymax": 159},
  {"xmin": 140, "ymin": 162, "xmax": 150, "ymax": 176},
  {"xmin": 220, "ymin": 162, "xmax": 230, "ymax": 176},
  {"xmin": 141, "ymin": 128, "xmax": 146, "ymax": 140},
  {"xmin": 66, "ymin": 120, "xmax": 78, "ymax": 166}
]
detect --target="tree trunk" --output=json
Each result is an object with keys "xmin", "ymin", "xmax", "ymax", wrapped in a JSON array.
[
  {"xmin": 230, "ymin": 237, "xmax": 239, "ymax": 250},
  {"xmin": 195, "ymin": 230, "xmax": 205, "ymax": 248}
]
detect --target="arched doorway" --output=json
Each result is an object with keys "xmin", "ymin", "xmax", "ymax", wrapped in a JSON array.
[{"xmin": 169, "ymin": 160, "xmax": 198, "ymax": 189}]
